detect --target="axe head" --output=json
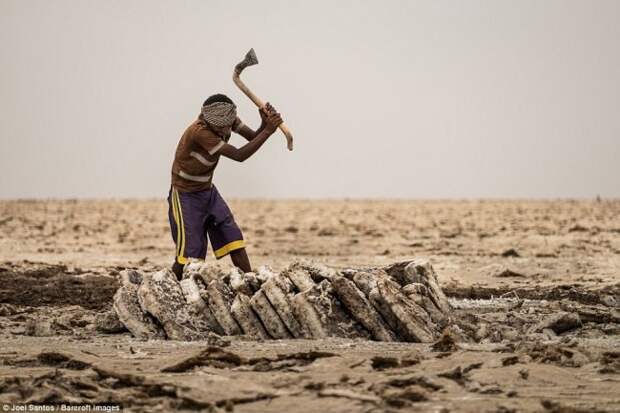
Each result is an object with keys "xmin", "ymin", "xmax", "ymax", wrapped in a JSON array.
[{"xmin": 234, "ymin": 48, "xmax": 259, "ymax": 75}]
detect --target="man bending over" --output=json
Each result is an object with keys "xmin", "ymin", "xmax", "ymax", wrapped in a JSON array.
[{"xmin": 168, "ymin": 94, "xmax": 282, "ymax": 280}]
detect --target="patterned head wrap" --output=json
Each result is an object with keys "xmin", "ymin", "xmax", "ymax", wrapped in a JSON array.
[{"xmin": 201, "ymin": 102, "xmax": 237, "ymax": 127}]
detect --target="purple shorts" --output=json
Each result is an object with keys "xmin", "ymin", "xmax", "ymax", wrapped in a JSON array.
[{"xmin": 168, "ymin": 186, "xmax": 245, "ymax": 264}]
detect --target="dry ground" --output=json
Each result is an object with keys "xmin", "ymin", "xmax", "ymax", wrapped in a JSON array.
[{"xmin": 0, "ymin": 199, "xmax": 619, "ymax": 412}]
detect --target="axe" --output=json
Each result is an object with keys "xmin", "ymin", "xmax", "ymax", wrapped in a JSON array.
[{"xmin": 233, "ymin": 49, "xmax": 294, "ymax": 151}]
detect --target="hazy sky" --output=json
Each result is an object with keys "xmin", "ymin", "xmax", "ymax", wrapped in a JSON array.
[{"xmin": 1, "ymin": 0, "xmax": 618, "ymax": 199}]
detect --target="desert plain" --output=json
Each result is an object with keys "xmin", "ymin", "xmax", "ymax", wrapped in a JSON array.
[{"xmin": 0, "ymin": 198, "xmax": 618, "ymax": 412}]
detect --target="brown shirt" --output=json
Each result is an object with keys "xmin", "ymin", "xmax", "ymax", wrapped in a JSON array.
[{"xmin": 171, "ymin": 116, "xmax": 243, "ymax": 192}]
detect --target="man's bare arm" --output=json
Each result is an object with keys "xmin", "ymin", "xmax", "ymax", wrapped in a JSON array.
[
  {"xmin": 235, "ymin": 103, "xmax": 276, "ymax": 142},
  {"xmin": 236, "ymin": 124, "xmax": 264, "ymax": 142},
  {"xmin": 218, "ymin": 109, "xmax": 282, "ymax": 162}
]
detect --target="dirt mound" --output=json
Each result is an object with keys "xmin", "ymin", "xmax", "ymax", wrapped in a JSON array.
[
  {"xmin": 0, "ymin": 263, "xmax": 118, "ymax": 310},
  {"xmin": 443, "ymin": 283, "xmax": 620, "ymax": 306}
]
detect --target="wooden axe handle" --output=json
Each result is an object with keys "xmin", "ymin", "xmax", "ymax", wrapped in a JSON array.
[{"xmin": 233, "ymin": 73, "xmax": 293, "ymax": 151}]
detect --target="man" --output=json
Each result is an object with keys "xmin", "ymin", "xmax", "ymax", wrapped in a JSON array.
[{"xmin": 168, "ymin": 94, "xmax": 283, "ymax": 280}]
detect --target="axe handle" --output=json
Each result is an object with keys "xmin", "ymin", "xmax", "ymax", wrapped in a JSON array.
[{"xmin": 233, "ymin": 73, "xmax": 294, "ymax": 151}]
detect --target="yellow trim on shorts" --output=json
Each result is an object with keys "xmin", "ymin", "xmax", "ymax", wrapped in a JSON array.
[
  {"xmin": 174, "ymin": 189, "xmax": 186, "ymax": 258},
  {"xmin": 172, "ymin": 188, "xmax": 187, "ymax": 264},
  {"xmin": 171, "ymin": 189, "xmax": 181, "ymax": 257},
  {"xmin": 214, "ymin": 240, "xmax": 246, "ymax": 259}
]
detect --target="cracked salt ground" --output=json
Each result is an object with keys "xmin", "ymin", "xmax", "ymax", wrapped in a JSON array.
[
  {"xmin": 449, "ymin": 297, "xmax": 537, "ymax": 310},
  {"xmin": 2, "ymin": 200, "xmax": 618, "ymax": 411},
  {"xmin": 1, "ymin": 261, "xmax": 618, "ymax": 412},
  {"xmin": 112, "ymin": 259, "xmax": 452, "ymax": 342}
]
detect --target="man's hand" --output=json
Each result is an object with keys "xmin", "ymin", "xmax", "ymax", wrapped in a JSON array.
[
  {"xmin": 217, "ymin": 102, "xmax": 284, "ymax": 163},
  {"xmin": 259, "ymin": 103, "xmax": 283, "ymax": 135},
  {"xmin": 259, "ymin": 102, "xmax": 277, "ymax": 124}
]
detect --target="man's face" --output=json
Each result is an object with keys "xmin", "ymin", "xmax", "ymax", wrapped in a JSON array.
[{"xmin": 209, "ymin": 123, "xmax": 232, "ymax": 139}]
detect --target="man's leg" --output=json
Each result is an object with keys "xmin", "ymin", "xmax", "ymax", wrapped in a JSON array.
[
  {"xmin": 172, "ymin": 261, "xmax": 185, "ymax": 280},
  {"xmin": 206, "ymin": 186, "xmax": 249, "ymax": 272},
  {"xmin": 168, "ymin": 188, "xmax": 184, "ymax": 280},
  {"xmin": 230, "ymin": 248, "xmax": 252, "ymax": 273},
  {"xmin": 169, "ymin": 187, "xmax": 208, "ymax": 281}
]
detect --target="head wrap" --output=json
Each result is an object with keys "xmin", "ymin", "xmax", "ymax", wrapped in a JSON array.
[{"xmin": 201, "ymin": 101, "xmax": 237, "ymax": 127}]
